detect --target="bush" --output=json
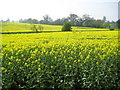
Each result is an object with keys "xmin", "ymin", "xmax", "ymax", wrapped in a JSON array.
[
  {"xmin": 31, "ymin": 25, "xmax": 38, "ymax": 32},
  {"xmin": 31, "ymin": 25, "xmax": 43, "ymax": 32},
  {"xmin": 62, "ymin": 22, "xmax": 72, "ymax": 31},
  {"xmin": 38, "ymin": 25, "xmax": 43, "ymax": 31},
  {"xmin": 109, "ymin": 28, "xmax": 114, "ymax": 31}
]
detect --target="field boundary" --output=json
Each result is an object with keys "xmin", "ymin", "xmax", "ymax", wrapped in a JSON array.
[{"xmin": 0, "ymin": 30, "xmax": 110, "ymax": 34}]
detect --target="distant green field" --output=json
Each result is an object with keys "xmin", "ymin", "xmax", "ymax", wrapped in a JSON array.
[{"xmin": 1, "ymin": 22, "xmax": 109, "ymax": 33}]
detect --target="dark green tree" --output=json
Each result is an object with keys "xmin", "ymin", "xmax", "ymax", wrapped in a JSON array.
[
  {"xmin": 38, "ymin": 25, "xmax": 43, "ymax": 31},
  {"xmin": 82, "ymin": 14, "xmax": 95, "ymax": 27},
  {"xmin": 103, "ymin": 22, "xmax": 109, "ymax": 28},
  {"xmin": 43, "ymin": 14, "xmax": 53, "ymax": 24},
  {"xmin": 27, "ymin": 18, "xmax": 33, "ymax": 24},
  {"xmin": 103, "ymin": 16, "xmax": 106, "ymax": 22},
  {"xmin": 31, "ymin": 24, "xmax": 44, "ymax": 32},
  {"xmin": 62, "ymin": 22, "xmax": 72, "ymax": 31},
  {"xmin": 32, "ymin": 19, "xmax": 39, "ymax": 24},
  {"xmin": 31, "ymin": 25, "xmax": 38, "ymax": 32},
  {"xmin": 117, "ymin": 19, "xmax": 120, "ymax": 29},
  {"xmin": 94, "ymin": 19, "xmax": 103, "ymax": 28},
  {"xmin": 68, "ymin": 14, "xmax": 78, "ymax": 25},
  {"xmin": 6, "ymin": 18, "xmax": 10, "ymax": 22}
]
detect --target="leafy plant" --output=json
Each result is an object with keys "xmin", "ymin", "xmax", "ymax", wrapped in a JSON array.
[
  {"xmin": 62, "ymin": 22, "xmax": 72, "ymax": 31},
  {"xmin": 31, "ymin": 25, "xmax": 43, "ymax": 32}
]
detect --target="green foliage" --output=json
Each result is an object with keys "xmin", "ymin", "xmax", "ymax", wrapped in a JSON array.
[
  {"xmin": 2, "ymin": 23, "xmax": 110, "ymax": 33},
  {"xmin": 31, "ymin": 25, "xmax": 38, "ymax": 32},
  {"xmin": 109, "ymin": 22, "xmax": 117, "ymax": 30},
  {"xmin": 19, "ymin": 18, "xmax": 39, "ymax": 24},
  {"xmin": 31, "ymin": 25, "xmax": 43, "ymax": 32},
  {"xmin": 117, "ymin": 19, "xmax": 120, "ymax": 29},
  {"xmin": 103, "ymin": 22, "xmax": 109, "ymax": 28},
  {"xmin": 94, "ymin": 20, "xmax": 103, "ymax": 28},
  {"xmin": 109, "ymin": 28, "xmax": 114, "ymax": 31},
  {"xmin": 38, "ymin": 25, "xmax": 43, "ymax": 31},
  {"xmin": 62, "ymin": 22, "xmax": 72, "ymax": 31},
  {"xmin": 1, "ymin": 14, "xmax": 118, "ymax": 29}
]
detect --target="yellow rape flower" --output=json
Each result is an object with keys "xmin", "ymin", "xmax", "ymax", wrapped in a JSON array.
[
  {"xmin": 35, "ymin": 60, "xmax": 38, "ymax": 63},
  {"xmin": 1, "ymin": 67, "xmax": 6, "ymax": 70},
  {"xmin": 50, "ymin": 52, "xmax": 53, "ymax": 55},
  {"xmin": 78, "ymin": 60, "xmax": 81, "ymax": 63},
  {"xmin": 8, "ymin": 62, "xmax": 12, "ymax": 65},
  {"xmin": 69, "ymin": 65, "xmax": 72, "ymax": 68},
  {"xmin": 86, "ymin": 55, "xmax": 90, "ymax": 59},
  {"xmin": 9, "ymin": 56, "xmax": 14, "ymax": 60},
  {"xmin": 38, "ymin": 59, "xmax": 41, "ymax": 61},
  {"xmin": 38, "ymin": 68, "xmax": 41, "ymax": 71},
  {"xmin": 4, "ymin": 69, "xmax": 7, "ymax": 72},
  {"xmin": 51, "ymin": 66, "xmax": 54, "ymax": 69},
  {"xmin": 111, "ymin": 64, "xmax": 114, "ymax": 66},
  {"xmin": 32, "ymin": 60, "xmax": 38, "ymax": 64},
  {"xmin": 26, "ymin": 59, "xmax": 30, "ymax": 62},
  {"xmin": 38, "ymin": 65, "xmax": 41, "ymax": 67},
  {"xmin": 74, "ymin": 60, "xmax": 77, "ymax": 63},
  {"xmin": 54, "ymin": 56, "xmax": 57, "ymax": 59},
  {"xmin": 68, "ymin": 57, "xmax": 73, "ymax": 60},
  {"xmin": 2, "ymin": 67, "xmax": 7, "ymax": 72},
  {"xmin": 65, "ymin": 65, "xmax": 67, "ymax": 68},
  {"xmin": 108, "ymin": 68, "xmax": 111, "ymax": 71},
  {"xmin": 96, "ymin": 62, "xmax": 99, "ymax": 65},
  {"xmin": 83, "ymin": 60, "xmax": 87, "ymax": 64},
  {"xmin": 16, "ymin": 59, "xmax": 21, "ymax": 62},
  {"xmin": 64, "ymin": 60, "xmax": 67, "ymax": 63},
  {"xmin": 24, "ymin": 63, "xmax": 27, "ymax": 66},
  {"xmin": 21, "ymin": 54, "xmax": 24, "ymax": 57},
  {"xmin": 20, "ymin": 67, "xmax": 23, "ymax": 69}
]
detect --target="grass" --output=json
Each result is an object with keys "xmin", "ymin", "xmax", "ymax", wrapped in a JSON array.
[{"xmin": 1, "ymin": 22, "xmax": 109, "ymax": 33}]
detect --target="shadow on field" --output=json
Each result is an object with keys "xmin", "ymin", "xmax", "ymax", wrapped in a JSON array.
[
  {"xmin": 76, "ymin": 30, "xmax": 109, "ymax": 32},
  {"xmin": 0, "ymin": 30, "xmax": 109, "ymax": 34},
  {"xmin": 0, "ymin": 31, "xmax": 62, "ymax": 34}
]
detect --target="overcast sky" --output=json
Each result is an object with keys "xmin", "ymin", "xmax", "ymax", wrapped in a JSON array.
[{"xmin": 0, "ymin": 0, "xmax": 119, "ymax": 21}]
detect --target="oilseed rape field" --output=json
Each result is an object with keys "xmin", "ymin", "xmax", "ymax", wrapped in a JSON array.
[
  {"xmin": 1, "ymin": 23, "xmax": 108, "ymax": 33},
  {"xmin": 1, "ymin": 23, "xmax": 120, "ymax": 89}
]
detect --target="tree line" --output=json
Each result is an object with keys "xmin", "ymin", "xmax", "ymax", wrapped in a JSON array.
[{"xmin": 1, "ymin": 14, "xmax": 119, "ymax": 29}]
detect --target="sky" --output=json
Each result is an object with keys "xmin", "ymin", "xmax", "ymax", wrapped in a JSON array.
[{"xmin": 0, "ymin": 0, "xmax": 119, "ymax": 21}]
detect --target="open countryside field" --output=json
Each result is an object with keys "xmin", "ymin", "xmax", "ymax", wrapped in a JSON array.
[
  {"xmin": 1, "ymin": 23, "xmax": 109, "ymax": 33},
  {"xmin": 1, "ymin": 23, "xmax": 120, "ymax": 89}
]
